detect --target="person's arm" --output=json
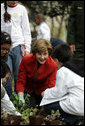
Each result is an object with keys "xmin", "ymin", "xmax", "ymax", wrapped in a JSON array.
[
  {"xmin": 1, "ymin": 85, "xmax": 5, "ymax": 99},
  {"xmin": 40, "ymin": 67, "xmax": 68, "ymax": 106},
  {"xmin": 21, "ymin": 6, "xmax": 32, "ymax": 55},
  {"xmin": 16, "ymin": 58, "xmax": 27, "ymax": 96},
  {"xmin": 1, "ymin": 89, "xmax": 21, "ymax": 115}
]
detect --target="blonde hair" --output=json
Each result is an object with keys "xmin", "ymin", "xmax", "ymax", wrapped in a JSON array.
[{"xmin": 32, "ymin": 39, "xmax": 53, "ymax": 56}]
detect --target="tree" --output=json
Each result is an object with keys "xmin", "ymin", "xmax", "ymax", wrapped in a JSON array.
[{"xmin": 20, "ymin": 1, "xmax": 72, "ymax": 39}]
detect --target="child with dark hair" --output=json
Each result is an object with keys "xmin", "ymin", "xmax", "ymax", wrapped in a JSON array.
[
  {"xmin": 1, "ymin": 31, "xmax": 12, "ymax": 97},
  {"xmin": 1, "ymin": 31, "xmax": 11, "ymax": 61},
  {"xmin": 1, "ymin": 59, "xmax": 11, "ymax": 85},
  {"xmin": 1, "ymin": 59, "xmax": 11, "ymax": 99},
  {"xmin": 1, "ymin": 60, "xmax": 21, "ymax": 115},
  {"xmin": 52, "ymin": 44, "xmax": 72, "ymax": 69},
  {"xmin": 40, "ymin": 44, "xmax": 84, "ymax": 125}
]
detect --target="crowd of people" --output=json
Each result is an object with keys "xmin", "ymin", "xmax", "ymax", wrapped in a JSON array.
[{"xmin": 1, "ymin": 1, "xmax": 84, "ymax": 125}]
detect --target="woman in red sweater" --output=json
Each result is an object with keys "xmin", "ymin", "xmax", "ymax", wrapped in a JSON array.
[{"xmin": 16, "ymin": 39, "xmax": 57, "ymax": 107}]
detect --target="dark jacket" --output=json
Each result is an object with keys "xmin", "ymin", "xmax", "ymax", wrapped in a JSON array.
[
  {"xmin": 64, "ymin": 58, "xmax": 84, "ymax": 77},
  {"xmin": 67, "ymin": 1, "xmax": 84, "ymax": 59}
]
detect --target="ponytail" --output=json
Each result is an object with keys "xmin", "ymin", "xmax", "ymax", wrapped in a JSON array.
[{"xmin": 4, "ymin": 2, "xmax": 11, "ymax": 23}]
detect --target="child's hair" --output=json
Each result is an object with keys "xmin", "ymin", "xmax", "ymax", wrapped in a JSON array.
[
  {"xmin": 1, "ymin": 31, "xmax": 12, "ymax": 45},
  {"xmin": 31, "ymin": 39, "xmax": 53, "ymax": 56},
  {"xmin": 52, "ymin": 44, "xmax": 72, "ymax": 63},
  {"xmin": 4, "ymin": 1, "xmax": 11, "ymax": 22},
  {"xmin": 1, "ymin": 59, "xmax": 11, "ymax": 78}
]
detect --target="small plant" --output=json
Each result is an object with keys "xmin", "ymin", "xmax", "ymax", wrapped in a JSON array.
[
  {"xmin": 1, "ymin": 110, "xmax": 8, "ymax": 119},
  {"xmin": 51, "ymin": 109, "xmax": 61, "ymax": 119},
  {"xmin": 10, "ymin": 92, "xmax": 31, "ymax": 113},
  {"xmin": 10, "ymin": 92, "xmax": 39, "ymax": 125},
  {"xmin": 44, "ymin": 109, "xmax": 64, "ymax": 122},
  {"xmin": 21, "ymin": 107, "xmax": 39, "ymax": 125},
  {"xmin": 10, "ymin": 92, "xmax": 24, "ymax": 113}
]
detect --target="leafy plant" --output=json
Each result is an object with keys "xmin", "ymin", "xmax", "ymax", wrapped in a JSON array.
[
  {"xmin": 10, "ymin": 92, "xmax": 39, "ymax": 124},
  {"xmin": 10, "ymin": 92, "xmax": 24, "ymax": 113},
  {"xmin": 21, "ymin": 107, "xmax": 39, "ymax": 125},
  {"xmin": 1, "ymin": 110, "xmax": 8, "ymax": 119},
  {"xmin": 44, "ymin": 109, "xmax": 64, "ymax": 123}
]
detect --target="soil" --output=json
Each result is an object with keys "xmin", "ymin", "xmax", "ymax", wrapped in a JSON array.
[
  {"xmin": 1, "ymin": 109, "xmax": 84, "ymax": 125},
  {"xmin": 29, "ymin": 114, "xmax": 66, "ymax": 125},
  {"xmin": 29, "ymin": 115, "xmax": 43, "ymax": 125},
  {"xmin": 1, "ymin": 115, "xmax": 24, "ymax": 125},
  {"xmin": 1, "ymin": 114, "xmax": 66, "ymax": 125}
]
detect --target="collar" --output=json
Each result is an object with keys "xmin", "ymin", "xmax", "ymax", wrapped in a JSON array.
[{"xmin": 7, "ymin": 3, "xmax": 18, "ymax": 7}]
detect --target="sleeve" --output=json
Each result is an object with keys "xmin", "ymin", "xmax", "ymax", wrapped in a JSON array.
[
  {"xmin": 43, "ymin": 68, "xmax": 68, "ymax": 100},
  {"xmin": 21, "ymin": 6, "xmax": 32, "ymax": 52},
  {"xmin": 1, "ymin": 92, "xmax": 16, "ymax": 113},
  {"xmin": 46, "ymin": 67, "xmax": 57, "ymax": 88},
  {"xmin": 16, "ymin": 58, "xmax": 27, "ymax": 93},
  {"xmin": 1, "ymin": 91, "xmax": 21, "ymax": 115},
  {"xmin": 1, "ymin": 85, "xmax": 6, "ymax": 99}
]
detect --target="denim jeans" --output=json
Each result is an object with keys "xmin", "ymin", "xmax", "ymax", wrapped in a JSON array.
[
  {"xmin": 50, "ymin": 38, "xmax": 65, "ymax": 49},
  {"xmin": 4, "ymin": 45, "xmax": 22, "ymax": 97},
  {"xmin": 44, "ymin": 101, "xmax": 82, "ymax": 125}
]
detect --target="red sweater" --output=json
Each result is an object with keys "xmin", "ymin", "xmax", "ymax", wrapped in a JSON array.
[{"xmin": 16, "ymin": 54, "xmax": 57, "ymax": 95}]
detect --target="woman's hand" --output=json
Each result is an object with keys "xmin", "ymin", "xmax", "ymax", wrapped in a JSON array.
[{"xmin": 18, "ymin": 92, "xmax": 25, "ymax": 103}]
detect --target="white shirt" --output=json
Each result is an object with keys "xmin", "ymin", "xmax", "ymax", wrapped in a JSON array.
[
  {"xmin": 37, "ymin": 21, "xmax": 51, "ymax": 41},
  {"xmin": 40, "ymin": 67, "xmax": 84, "ymax": 116},
  {"xmin": 1, "ymin": 79, "xmax": 21, "ymax": 115},
  {"xmin": 1, "ymin": 3, "xmax": 31, "ymax": 52}
]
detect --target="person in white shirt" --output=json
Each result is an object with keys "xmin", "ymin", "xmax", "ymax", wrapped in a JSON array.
[
  {"xmin": 33, "ymin": 13, "xmax": 51, "ymax": 41},
  {"xmin": 40, "ymin": 44, "xmax": 84, "ymax": 125},
  {"xmin": 1, "ymin": 1, "xmax": 31, "ymax": 96},
  {"xmin": 1, "ymin": 60, "xmax": 21, "ymax": 116},
  {"xmin": 1, "ymin": 81, "xmax": 21, "ymax": 116}
]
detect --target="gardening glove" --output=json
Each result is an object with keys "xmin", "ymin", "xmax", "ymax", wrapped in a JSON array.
[{"xmin": 19, "ymin": 95, "xmax": 25, "ymax": 104}]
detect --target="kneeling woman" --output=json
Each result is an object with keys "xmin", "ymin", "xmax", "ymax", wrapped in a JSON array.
[{"xmin": 16, "ymin": 39, "xmax": 57, "ymax": 107}]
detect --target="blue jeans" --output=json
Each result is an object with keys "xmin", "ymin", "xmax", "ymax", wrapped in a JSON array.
[
  {"xmin": 44, "ymin": 101, "xmax": 82, "ymax": 125},
  {"xmin": 50, "ymin": 38, "xmax": 65, "ymax": 49},
  {"xmin": 4, "ymin": 45, "xmax": 22, "ymax": 97}
]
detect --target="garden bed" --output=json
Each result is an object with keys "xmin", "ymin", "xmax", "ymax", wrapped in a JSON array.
[{"xmin": 1, "ymin": 92, "xmax": 84, "ymax": 125}]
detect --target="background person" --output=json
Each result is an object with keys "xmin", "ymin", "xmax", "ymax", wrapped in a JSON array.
[
  {"xmin": 1, "ymin": 60, "xmax": 21, "ymax": 116},
  {"xmin": 32, "ymin": 13, "xmax": 65, "ymax": 50},
  {"xmin": 67, "ymin": 1, "xmax": 84, "ymax": 58},
  {"xmin": 33, "ymin": 13, "xmax": 51, "ymax": 41}
]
